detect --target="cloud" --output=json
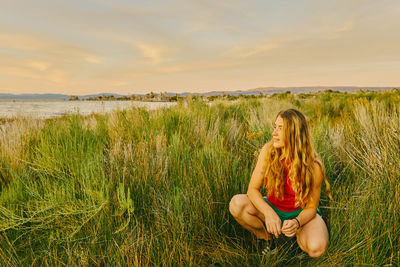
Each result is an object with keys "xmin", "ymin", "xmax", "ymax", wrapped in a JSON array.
[
  {"xmin": 46, "ymin": 70, "xmax": 69, "ymax": 84},
  {"xmin": 0, "ymin": 27, "xmax": 99, "ymax": 63},
  {"xmin": 156, "ymin": 65, "xmax": 186, "ymax": 74},
  {"xmin": 183, "ymin": 22, "xmax": 210, "ymax": 34},
  {"xmin": 28, "ymin": 61, "xmax": 51, "ymax": 71},
  {"xmin": 106, "ymin": 32, "xmax": 186, "ymax": 65},
  {"xmin": 84, "ymin": 56, "xmax": 101, "ymax": 64},
  {"xmin": 223, "ymin": 43, "xmax": 278, "ymax": 58},
  {"xmin": 90, "ymin": 0, "xmax": 156, "ymax": 16},
  {"xmin": 318, "ymin": 20, "xmax": 356, "ymax": 40},
  {"xmin": 0, "ymin": 27, "xmax": 102, "ymax": 87},
  {"xmin": 174, "ymin": 0, "xmax": 252, "ymax": 36},
  {"xmin": 335, "ymin": 21, "xmax": 354, "ymax": 33},
  {"xmin": 0, "ymin": 55, "xmax": 71, "ymax": 86},
  {"xmin": 132, "ymin": 41, "xmax": 165, "ymax": 64},
  {"xmin": 1, "ymin": 1, "xmax": 399, "ymax": 94}
]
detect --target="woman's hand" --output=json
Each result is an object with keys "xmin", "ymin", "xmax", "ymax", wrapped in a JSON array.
[
  {"xmin": 264, "ymin": 211, "xmax": 282, "ymax": 238},
  {"xmin": 281, "ymin": 219, "xmax": 299, "ymax": 237}
]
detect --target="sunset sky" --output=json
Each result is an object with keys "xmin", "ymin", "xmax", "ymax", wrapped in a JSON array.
[{"xmin": 1, "ymin": 0, "xmax": 400, "ymax": 95}]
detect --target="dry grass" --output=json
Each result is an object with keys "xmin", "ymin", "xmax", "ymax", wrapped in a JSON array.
[{"xmin": 0, "ymin": 90, "xmax": 399, "ymax": 266}]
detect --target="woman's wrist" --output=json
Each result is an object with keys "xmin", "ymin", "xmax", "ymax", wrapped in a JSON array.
[{"xmin": 293, "ymin": 217, "xmax": 301, "ymax": 229}]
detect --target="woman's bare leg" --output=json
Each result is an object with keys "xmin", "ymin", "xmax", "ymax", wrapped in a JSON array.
[
  {"xmin": 296, "ymin": 214, "xmax": 329, "ymax": 258},
  {"xmin": 229, "ymin": 194, "xmax": 271, "ymax": 240}
]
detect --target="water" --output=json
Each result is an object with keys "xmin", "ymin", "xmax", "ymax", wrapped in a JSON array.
[{"xmin": 0, "ymin": 99, "xmax": 176, "ymax": 118}]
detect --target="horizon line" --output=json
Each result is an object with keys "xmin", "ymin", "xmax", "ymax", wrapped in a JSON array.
[{"xmin": 1, "ymin": 85, "xmax": 400, "ymax": 96}]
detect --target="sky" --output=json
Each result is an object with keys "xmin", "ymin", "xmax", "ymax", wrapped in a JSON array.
[{"xmin": 1, "ymin": 0, "xmax": 400, "ymax": 95}]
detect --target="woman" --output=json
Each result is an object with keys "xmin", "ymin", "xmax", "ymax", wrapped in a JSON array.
[{"xmin": 229, "ymin": 108, "xmax": 332, "ymax": 258}]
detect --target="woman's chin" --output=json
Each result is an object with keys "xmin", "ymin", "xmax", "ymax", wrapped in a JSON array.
[{"xmin": 273, "ymin": 143, "xmax": 284, "ymax": 149}]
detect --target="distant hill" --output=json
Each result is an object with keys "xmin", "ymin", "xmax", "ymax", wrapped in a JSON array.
[
  {"xmin": 0, "ymin": 87, "xmax": 398, "ymax": 99},
  {"xmin": 0, "ymin": 93, "xmax": 128, "ymax": 99},
  {"xmin": 0, "ymin": 93, "xmax": 69, "ymax": 99},
  {"xmin": 247, "ymin": 86, "xmax": 398, "ymax": 94},
  {"xmin": 182, "ymin": 86, "xmax": 398, "ymax": 96},
  {"xmin": 130, "ymin": 86, "xmax": 397, "ymax": 96}
]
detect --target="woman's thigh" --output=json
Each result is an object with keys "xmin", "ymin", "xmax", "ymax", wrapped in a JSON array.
[{"xmin": 296, "ymin": 215, "xmax": 329, "ymax": 255}]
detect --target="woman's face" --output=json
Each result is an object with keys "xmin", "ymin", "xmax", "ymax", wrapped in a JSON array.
[{"xmin": 273, "ymin": 116, "xmax": 285, "ymax": 148}]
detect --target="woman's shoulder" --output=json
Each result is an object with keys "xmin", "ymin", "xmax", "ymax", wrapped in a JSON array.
[
  {"xmin": 312, "ymin": 158, "xmax": 324, "ymax": 171},
  {"xmin": 256, "ymin": 142, "xmax": 274, "ymax": 163},
  {"xmin": 311, "ymin": 159, "xmax": 324, "ymax": 183}
]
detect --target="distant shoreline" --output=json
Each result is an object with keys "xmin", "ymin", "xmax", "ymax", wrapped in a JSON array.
[
  {"xmin": 1, "ymin": 86, "xmax": 398, "ymax": 100},
  {"xmin": 0, "ymin": 100, "xmax": 176, "ymax": 119},
  {"xmin": 1, "ymin": 89, "xmax": 399, "ymax": 119}
]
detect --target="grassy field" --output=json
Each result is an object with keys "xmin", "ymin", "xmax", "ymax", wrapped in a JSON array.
[{"xmin": 0, "ymin": 90, "xmax": 399, "ymax": 266}]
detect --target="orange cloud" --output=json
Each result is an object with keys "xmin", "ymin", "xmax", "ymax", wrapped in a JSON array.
[
  {"xmin": 0, "ymin": 27, "xmax": 101, "ymax": 86},
  {"xmin": 335, "ymin": 21, "xmax": 355, "ymax": 33},
  {"xmin": 132, "ymin": 41, "xmax": 165, "ymax": 64}
]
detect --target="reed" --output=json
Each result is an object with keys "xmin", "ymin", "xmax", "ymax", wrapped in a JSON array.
[{"xmin": 0, "ymin": 90, "xmax": 399, "ymax": 266}]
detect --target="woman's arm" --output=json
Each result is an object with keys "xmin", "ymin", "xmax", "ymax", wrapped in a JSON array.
[
  {"xmin": 282, "ymin": 162, "xmax": 324, "ymax": 236},
  {"xmin": 247, "ymin": 143, "xmax": 282, "ymax": 238},
  {"xmin": 296, "ymin": 162, "xmax": 324, "ymax": 226}
]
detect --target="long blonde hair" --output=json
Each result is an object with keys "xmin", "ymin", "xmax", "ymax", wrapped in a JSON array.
[{"xmin": 264, "ymin": 109, "xmax": 332, "ymax": 207}]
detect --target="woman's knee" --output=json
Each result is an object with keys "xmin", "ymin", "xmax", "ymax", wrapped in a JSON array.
[
  {"xmin": 296, "ymin": 215, "xmax": 329, "ymax": 258},
  {"xmin": 229, "ymin": 194, "xmax": 248, "ymax": 218},
  {"xmin": 306, "ymin": 239, "xmax": 328, "ymax": 258}
]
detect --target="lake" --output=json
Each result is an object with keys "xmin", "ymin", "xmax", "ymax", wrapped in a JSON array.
[{"xmin": 0, "ymin": 99, "xmax": 177, "ymax": 118}]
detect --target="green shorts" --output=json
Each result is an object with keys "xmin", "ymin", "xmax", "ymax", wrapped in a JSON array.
[{"xmin": 263, "ymin": 197, "xmax": 322, "ymax": 223}]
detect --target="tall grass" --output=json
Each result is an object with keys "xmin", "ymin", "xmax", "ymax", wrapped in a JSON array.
[{"xmin": 0, "ymin": 90, "xmax": 399, "ymax": 266}]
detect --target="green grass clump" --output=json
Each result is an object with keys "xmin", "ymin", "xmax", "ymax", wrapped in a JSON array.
[{"xmin": 0, "ymin": 90, "xmax": 399, "ymax": 266}]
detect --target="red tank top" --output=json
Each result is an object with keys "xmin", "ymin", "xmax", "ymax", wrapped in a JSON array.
[{"xmin": 266, "ymin": 163, "xmax": 301, "ymax": 212}]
